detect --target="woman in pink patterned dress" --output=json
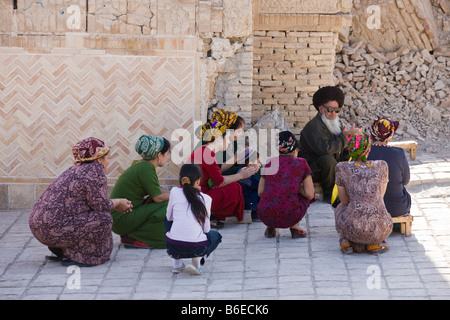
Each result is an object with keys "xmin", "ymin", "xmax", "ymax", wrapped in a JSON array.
[
  {"xmin": 29, "ymin": 137, "xmax": 132, "ymax": 267},
  {"xmin": 256, "ymin": 131, "xmax": 315, "ymax": 239},
  {"xmin": 334, "ymin": 132, "xmax": 392, "ymax": 254}
]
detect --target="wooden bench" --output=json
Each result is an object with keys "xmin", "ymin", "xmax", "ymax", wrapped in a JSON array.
[
  {"xmin": 388, "ymin": 140, "xmax": 418, "ymax": 160},
  {"xmin": 392, "ymin": 215, "xmax": 414, "ymax": 236}
]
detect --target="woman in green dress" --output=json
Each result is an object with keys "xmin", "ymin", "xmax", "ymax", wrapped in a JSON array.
[{"xmin": 110, "ymin": 135, "xmax": 171, "ymax": 248}]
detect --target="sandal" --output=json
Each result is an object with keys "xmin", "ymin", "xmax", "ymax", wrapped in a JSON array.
[
  {"xmin": 290, "ymin": 228, "xmax": 307, "ymax": 239},
  {"xmin": 185, "ymin": 264, "xmax": 202, "ymax": 275},
  {"xmin": 171, "ymin": 262, "xmax": 185, "ymax": 274},
  {"xmin": 46, "ymin": 247, "xmax": 65, "ymax": 261},
  {"xmin": 264, "ymin": 227, "xmax": 276, "ymax": 238},
  {"xmin": 210, "ymin": 217, "xmax": 225, "ymax": 230},
  {"xmin": 121, "ymin": 235, "xmax": 152, "ymax": 249},
  {"xmin": 61, "ymin": 257, "xmax": 93, "ymax": 268},
  {"xmin": 340, "ymin": 243, "xmax": 353, "ymax": 254},
  {"xmin": 367, "ymin": 244, "xmax": 389, "ymax": 254}
]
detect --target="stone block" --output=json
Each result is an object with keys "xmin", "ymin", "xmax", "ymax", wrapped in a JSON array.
[
  {"xmin": 0, "ymin": 184, "xmax": 8, "ymax": 209},
  {"xmin": 198, "ymin": 0, "xmax": 211, "ymax": 33},
  {"xmin": 8, "ymin": 184, "xmax": 35, "ymax": 209},
  {"xmin": 223, "ymin": 0, "xmax": 252, "ymax": 38},
  {"xmin": 210, "ymin": 7, "xmax": 223, "ymax": 33}
]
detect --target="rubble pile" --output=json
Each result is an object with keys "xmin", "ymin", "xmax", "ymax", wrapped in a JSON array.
[{"xmin": 334, "ymin": 41, "xmax": 450, "ymax": 154}]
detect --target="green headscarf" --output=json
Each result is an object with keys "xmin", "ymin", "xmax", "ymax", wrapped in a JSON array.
[
  {"xmin": 347, "ymin": 132, "xmax": 371, "ymax": 162},
  {"xmin": 135, "ymin": 134, "xmax": 164, "ymax": 160}
]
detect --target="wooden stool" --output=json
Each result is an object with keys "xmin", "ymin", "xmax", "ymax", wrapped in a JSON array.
[
  {"xmin": 314, "ymin": 182, "xmax": 323, "ymax": 201},
  {"xmin": 388, "ymin": 140, "xmax": 418, "ymax": 160},
  {"xmin": 392, "ymin": 215, "xmax": 414, "ymax": 236}
]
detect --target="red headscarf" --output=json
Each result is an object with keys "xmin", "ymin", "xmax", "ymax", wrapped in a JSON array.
[
  {"xmin": 72, "ymin": 137, "xmax": 109, "ymax": 166},
  {"xmin": 370, "ymin": 117, "xmax": 399, "ymax": 142}
]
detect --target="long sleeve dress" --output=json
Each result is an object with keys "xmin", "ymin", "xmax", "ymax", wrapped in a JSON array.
[
  {"xmin": 109, "ymin": 161, "xmax": 167, "ymax": 248},
  {"xmin": 29, "ymin": 162, "xmax": 114, "ymax": 266},
  {"xmin": 190, "ymin": 146, "xmax": 245, "ymax": 221}
]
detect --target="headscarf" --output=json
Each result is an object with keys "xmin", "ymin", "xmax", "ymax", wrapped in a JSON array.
[
  {"xmin": 195, "ymin": 121, "xmax": 228, "ymax": 143},
  {"xmin": 72, "ymin": 137, "xmax": 109, "ymax": 166},
  {"xmin": 347, "ymin": 132, "xmax": 371, "ymax": 162},
  {"xmin": 278, "ymin": 131, "xmax": 298, "ymax": 155},
  {"xmin": 135, "ymin": 134, "xmax": 165, "ymax": 160},
  {"xmin": 370, "ymin": 116, "xmax": 399, "ymax": 142},
  {"xmin": 211, "ymin": 109, "xmax": 238, "ymax": 128}
]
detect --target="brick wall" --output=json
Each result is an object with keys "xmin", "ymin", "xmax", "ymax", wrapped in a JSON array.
[
  {"xmin": 251, "ymin": 0, "xmax": 352, "ymax": 134},
  {"xmin": 252, "ymin": 30, "xmax": 338, "ymax": 135},
  {"xmin": 0, "ymin": 0, "xmax": 255, "ymax": 209},
  {"xmin": 0, "ymin": 0, "xmax": 206, "ymax": 209},
  {"xmin": 350, "ymin": 0, "xmax": 442, "ymax": 52}
]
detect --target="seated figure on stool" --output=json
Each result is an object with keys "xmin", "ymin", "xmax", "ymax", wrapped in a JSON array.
[{"xmin": 298, "ymin": 86, "xmax": 360, "ymax": 203}]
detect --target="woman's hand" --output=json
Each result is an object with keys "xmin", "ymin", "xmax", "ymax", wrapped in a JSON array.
[
  {"xmin": 112, "ymin": 198, "xmax": 133, "ymax": 214},
  {"xmin": 143, "ymin": 196, "xmax": 153, "ymax": 204},
  {"xmin": 239, "ymin": 166, "xmax": 257, "ymax": 179},
  {"xmin": 342, "ymin": 123, "xmax": 361, "ymax": 139}
]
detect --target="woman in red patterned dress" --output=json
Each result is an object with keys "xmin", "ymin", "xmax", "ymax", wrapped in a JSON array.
[
  {"xmin": 190, "ymin": 121, "xmax": 256, "ymax": 226},
  {"xmin": 256, "ymin": 131, "xmax": 315, "ymax": 239}
]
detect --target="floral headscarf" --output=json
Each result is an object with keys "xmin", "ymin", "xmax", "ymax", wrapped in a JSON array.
[
  {"xmin": 72, "ymin": 137, "xmax": 109, "ymax": 166},
  {"xmin": 278, "ymin": 131, "xmax": 298, "ymax": 154},
  {"xmin": 370, "ymin": 116, "xmax": 399, "ymax": 142},
  {"xmin": 211, "ymin": 109, "xmax": 238, "ymax": 128},
  {"xmin": 347, "ymin": 132, "xmax": 371, "ymax": 162},
  {"xmin": 196, "ymin": 121, "xmax": 228, "ymax": 143},
  {"xmin": 135, "ymin": 134, "xmax": 165, "ymax": 160}
]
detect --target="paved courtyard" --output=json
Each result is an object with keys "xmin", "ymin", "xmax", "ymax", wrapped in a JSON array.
[{"xmin": 0, "ymin": 155, "xmax": 449, "ymax": 301}]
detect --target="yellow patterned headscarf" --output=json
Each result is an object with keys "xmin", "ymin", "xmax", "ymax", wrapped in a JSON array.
[
  {"xmin": 195, "ymin": 121, "xmax": 228, "ymax": 143},
  {"xmin": 211, "ymin": 109, "xmax": 238, "ymax": 128}
]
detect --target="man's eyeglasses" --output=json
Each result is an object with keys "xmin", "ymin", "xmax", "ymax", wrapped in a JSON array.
[{"xmin": 322, "ymin": 105, "xmax": 341, "ymax": 114}]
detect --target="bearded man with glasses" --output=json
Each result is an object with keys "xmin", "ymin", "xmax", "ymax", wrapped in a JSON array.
[{"xmin": 298, "ymin": 86, "xmax": 360, "ymax": 203}]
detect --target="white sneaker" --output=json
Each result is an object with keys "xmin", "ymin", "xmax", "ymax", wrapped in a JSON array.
[
  {"xmin": 171, "ymin": 262, "xmax": 185, "ymax": 274},
  {"xmin": 185, "ymin": 264, "xmax": 202, "ymax": 275}
]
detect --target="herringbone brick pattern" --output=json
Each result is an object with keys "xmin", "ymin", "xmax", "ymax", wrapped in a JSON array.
[{"xmin": 0, "ymin": 54, "xmax": 196, "ymax": 184}]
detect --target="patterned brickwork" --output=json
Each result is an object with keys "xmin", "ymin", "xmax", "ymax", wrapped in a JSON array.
[{"xmin": 0, "ymin": 53, "xmax": 198, "ymax": 188}]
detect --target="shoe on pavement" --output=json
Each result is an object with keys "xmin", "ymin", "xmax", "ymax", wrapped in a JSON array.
[
  {"xmin": 171, "ymin": 262, "xmax": 185, "ymax": 274},
  {"xmin": 185, "ymin": 264, "xmax": 202, "ymax": 275}
]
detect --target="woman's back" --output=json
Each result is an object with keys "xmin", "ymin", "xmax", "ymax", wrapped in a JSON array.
[
  {"xmin": 262, "ymin": 156, "xmax": 309, "ymax": 200},
  {"xmin": 110, "ymin": 161, "xmax": 160, "ymax": 207},
  {"xmin": 335, "ymin": 160, "xmax": 388, "ymax": 206},
  {"xmin": 257, "ymin": 156, "xmax": 312, "ymax": 228},
  {"xmin": 334, "ymin": 160, "xmax": 392, "ymax": 248},
  {"xmin": 166, "ymin": 187, "xmax": 212, "ymax": 243},
  {"xmin": 367, "ymin": 146, "xmax": 411, "ymax": 216}
]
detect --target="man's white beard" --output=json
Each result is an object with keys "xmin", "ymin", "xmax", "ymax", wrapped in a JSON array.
[{"xmin": 321, "ymin": 112, "xmax": 342, "ymax": 135}]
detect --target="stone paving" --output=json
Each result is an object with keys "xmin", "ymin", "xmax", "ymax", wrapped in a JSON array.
[{"xmin": 0, "ymin": 155, "xmax": 449, "ymax": 300}]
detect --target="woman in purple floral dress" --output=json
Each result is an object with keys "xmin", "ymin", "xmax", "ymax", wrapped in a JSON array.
[
  {"xmin": 29, "ymin": 137, "xmax": 132, "ymax": 266},
  {"xmin": 334, "ymin": 132, "xmax": 392, "ymax": 254},
  {"xmin": 256, "ymin": 131, "xmax": 315, "ymax": 239}
]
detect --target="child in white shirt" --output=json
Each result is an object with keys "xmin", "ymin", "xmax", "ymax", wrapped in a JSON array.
[{"xmin": 166, "ymin": 164, "xmax": 222, "ymax": 275}]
